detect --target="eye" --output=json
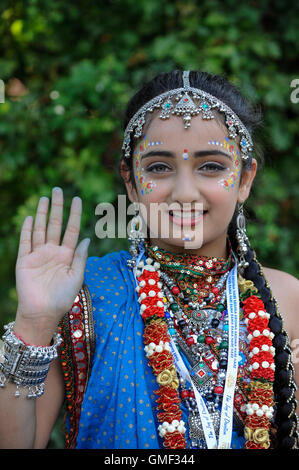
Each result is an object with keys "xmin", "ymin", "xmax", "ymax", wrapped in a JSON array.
[
  {"xmin": 199, "ymin": 162, "xmax": 227, "ymax": 172},
  {"xmin": 145, "ymin": 162, "xmax": 172, "ymax": 173}
]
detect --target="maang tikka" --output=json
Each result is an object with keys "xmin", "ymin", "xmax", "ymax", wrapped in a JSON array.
[{"xmin": 122, "ymin": 71, "xmax": 253, "ymax": 163}]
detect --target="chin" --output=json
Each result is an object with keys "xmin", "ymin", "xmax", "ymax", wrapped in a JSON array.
[
  {"xmin": 149, "ymin": 232, "xmax": 204, "ymax": 253},
  {"xmin": 148, "ymin": 225, "xmax": 229, "ymax": 256}
]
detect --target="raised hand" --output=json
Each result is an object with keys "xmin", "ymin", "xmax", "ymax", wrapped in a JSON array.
[{"xmin": 14, "ymin": 187, "xmax": 90, "ymax": 342}]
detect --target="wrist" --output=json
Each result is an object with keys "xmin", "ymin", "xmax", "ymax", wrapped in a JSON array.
[
  {"xmin": 13, "ymin": 330, "xmax": 50, "ymax": 347},
  {"xmin": 0, "ymin": 322, "xmax": 62, "ymax": 399},
  {"xmin": 14, "ymin": 313, "xmax": 59, "ymax": 347}
]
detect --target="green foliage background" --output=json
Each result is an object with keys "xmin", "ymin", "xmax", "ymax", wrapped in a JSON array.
[{"xmin": 0, "ymin": 0, "xmax": 298, "ymax": 448}]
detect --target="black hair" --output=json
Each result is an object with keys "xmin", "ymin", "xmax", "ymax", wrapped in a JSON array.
[{"xmin": 121, "ymin": 70, "xmax": 298, "ymax": 448}]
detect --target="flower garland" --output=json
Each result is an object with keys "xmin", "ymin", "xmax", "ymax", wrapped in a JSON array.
[
  {"xmin": 137, "ymin": 258, "xmax": 275, "ymax": 449},
  {"xmin": 240, "ymin": 291, "xmax": 275, "ymax": 449},
  {"xmin": 137, "ymin": 259, "xmax": 187, "ymax": 449}
]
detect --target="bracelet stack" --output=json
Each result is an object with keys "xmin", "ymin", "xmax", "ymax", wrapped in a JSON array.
[{"xmin": 0, "ymin": 322, "xmax": 62, "ymax": 398}]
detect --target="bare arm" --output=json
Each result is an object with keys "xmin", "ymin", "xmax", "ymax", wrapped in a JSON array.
[
  {"xmin": 34, "ymin": 357, "xmax": 65, "ymax": 449},
  {"xmin": 0, "ymin": 187, "xmax": 90, "ymax": 448},
  {"xmin": 262, "ymin": 267, "xmax": 299, "ymax": 406},
  {"xmin": 0, "ymin": 356, "xmax": 65, "ymax": 449}
]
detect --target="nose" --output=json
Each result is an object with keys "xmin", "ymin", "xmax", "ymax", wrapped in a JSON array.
[{"xmin": 170, "ymin": 168, "xmax": 201, "ymax": 205}]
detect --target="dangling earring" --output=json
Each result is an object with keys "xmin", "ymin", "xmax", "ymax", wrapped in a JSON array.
[
  {"xmin": 127, "ymin": 201, "xmax": 146, "ymax": 269},
  {"xmin": 236, "ymin": 202, "xmax": 250, "ymax": 273}
]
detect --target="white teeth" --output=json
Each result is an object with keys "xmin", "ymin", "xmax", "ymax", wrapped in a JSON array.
[{"xmin": 170, "ymin": 211, "xmax": 203, "ymax": 218}]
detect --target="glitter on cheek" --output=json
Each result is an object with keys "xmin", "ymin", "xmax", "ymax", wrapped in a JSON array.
[
  {"xmin": 208, "ymin": 137, "xmax": 241, "ymax": 191},
  {"xmin": 134, "ymin": 135, "xmax": 162, "ymax": 195}
]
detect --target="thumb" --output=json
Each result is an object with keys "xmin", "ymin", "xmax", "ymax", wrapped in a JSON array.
[{"xmin": 71, "ymin": 238, "xmax": 91, "ymax": 274}]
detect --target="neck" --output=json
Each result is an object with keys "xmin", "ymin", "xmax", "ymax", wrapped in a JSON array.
[
  {"xmin": 149, "ymin": 232, "xmax": 229, "ymax": 260},
  {"xmin": 144, "ymin": 235, "xmax": 233, "ymax": 314},
  {"xmin": 145, "ymin": 237, "xmax": 233, "ymax": 280}
]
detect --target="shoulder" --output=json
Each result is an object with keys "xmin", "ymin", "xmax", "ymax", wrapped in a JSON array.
[
  {"xmin": 84, "ymin": 250, "xmax": 131, "ymax": 276},
  {"xmin": 262, "ymin": 266, "xmax": 299, "ymax": 296},
  {"xmin": 262, "ymin": 266, "xmax": 299, "ymax": 288},
  {"xmin": 261, "ymin": 266, "xmax": 299, "ymax": 340},
  {"xmin": 83, "ymin": 250, "xmax": 136, "ymax": 300}
]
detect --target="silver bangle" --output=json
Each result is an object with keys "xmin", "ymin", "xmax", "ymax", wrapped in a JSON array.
[{"xmin": 0, "ymin": 322, "xmax": 62, "ymax": 398}]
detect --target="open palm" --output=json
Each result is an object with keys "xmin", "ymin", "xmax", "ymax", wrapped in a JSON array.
[{"xmin": 15, "ymin": 187, "xmax": 90, "ymax": 326}]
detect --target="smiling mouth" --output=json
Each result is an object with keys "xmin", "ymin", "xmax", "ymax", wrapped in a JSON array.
[{"xmin": 169, "ymin": 210, "xmax": 208, "ymax": 226}]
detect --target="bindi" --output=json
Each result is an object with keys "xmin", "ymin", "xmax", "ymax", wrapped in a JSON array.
[{"xmin": 182, "ymin": 149, "xmax": 189, "ymax": 160}]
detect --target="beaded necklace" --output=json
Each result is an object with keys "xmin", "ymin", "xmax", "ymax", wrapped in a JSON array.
[{"xmin": 136, "ymin": 242, "xmax": 275, "ymax": 449}]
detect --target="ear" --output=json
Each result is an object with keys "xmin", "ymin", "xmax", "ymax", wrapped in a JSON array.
[
  {"xmin": 237, "ymin": 158, "xmax": 258, "ymax": 204},
  {"xmin": 120, "ymin": 160, "xmax": 138, "ymax": 203}
]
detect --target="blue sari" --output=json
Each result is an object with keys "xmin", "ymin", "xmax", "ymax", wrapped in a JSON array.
[{"xmin": 62, "ymin": 250, "xmax": 245, "ymax": 449}]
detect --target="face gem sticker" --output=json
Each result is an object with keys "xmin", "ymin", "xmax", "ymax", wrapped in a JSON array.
[
  {"xmin": 182, "ymin": 149, "xmax": 189, "ymax": 160},
  {"xmin": 182, "ymin": 234, "xmax": 192, "ymax": 241},
  {"xmin": 134, "ymin": 135, "xmax": 162, "ymax": 195},
  {"xmin": 208, "ymin": 137, "xmax": 241, "ymax": 190}
]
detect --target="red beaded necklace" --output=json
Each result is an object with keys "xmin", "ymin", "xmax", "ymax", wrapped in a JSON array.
[{"xmin": 137, "ymin": 245, "xmax": 275, "ymax": 449}]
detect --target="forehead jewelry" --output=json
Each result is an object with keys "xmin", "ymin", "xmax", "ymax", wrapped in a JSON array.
[{"xmin": 122, "ymin": 71, "xmax": 253, "ymax": 162}]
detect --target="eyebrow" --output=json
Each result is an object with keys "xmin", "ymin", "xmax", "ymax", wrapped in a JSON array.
[{"xmin": 140, "ymin": 149, "xmax": 233, "ymax": 161}]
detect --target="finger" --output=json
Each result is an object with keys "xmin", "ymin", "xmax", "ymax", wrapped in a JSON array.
[
  {"xmin": 17, "ymin": 216, "xmax": 33, "ymax": 259},
  {"xmin": 71, "ymin": 238, "xmax": 90, "ymax": 275},
  {"xmin": 61, "ymin": 197, "xmax": 82, "ymax": 251},
  {"xmin": 46, "ymin": 187, "xmax": 64, "ymax": 245},
  {"xmin": 32, "ymin": 197, "xmax": 49, "ymax": 250}
]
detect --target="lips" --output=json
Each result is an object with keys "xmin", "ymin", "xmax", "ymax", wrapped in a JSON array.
[{"xmin": 169, "ymin": 210, "xmax": 208, "ymax": 227}]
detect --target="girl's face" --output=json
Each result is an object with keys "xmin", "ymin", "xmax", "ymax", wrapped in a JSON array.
[{"xmin": 124, "ymin": 113, "xmax": 257, "ymax": 257}]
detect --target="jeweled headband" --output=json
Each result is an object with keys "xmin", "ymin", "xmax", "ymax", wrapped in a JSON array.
[{"xmin": 122, "ymin": 71, "xmax": 253, "ymax": 161}]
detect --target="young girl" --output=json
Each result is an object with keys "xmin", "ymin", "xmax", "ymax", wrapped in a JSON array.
[{"xmin": 0, "ymin": 70, "xmax": 298, "ymax": 450}]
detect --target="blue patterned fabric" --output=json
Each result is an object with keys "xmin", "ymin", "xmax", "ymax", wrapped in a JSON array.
[{"xmin": 74, "ymin": 250, "xmax": 245, "ymax": 449}]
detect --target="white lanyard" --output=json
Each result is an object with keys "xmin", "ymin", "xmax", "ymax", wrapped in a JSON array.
[
  {"xmin": 170, "ymin": 258, "xmax": 240, "ymax": 449},
  {"xmin": 218, "ymin": 258, "xmax": 240, "ymax": 448},
  {"xmin": 133, "ymin": 245, "xmax": 145, "ymax": 285}
]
